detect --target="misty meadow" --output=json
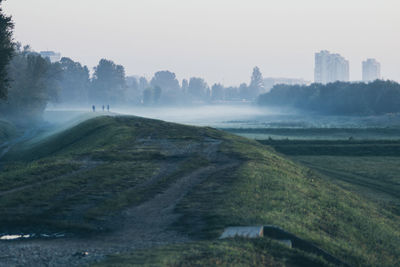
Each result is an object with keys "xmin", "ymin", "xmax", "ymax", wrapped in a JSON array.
[{"xmin": 0, "ymin": 0, "xmax": 400, "ymax": 267}]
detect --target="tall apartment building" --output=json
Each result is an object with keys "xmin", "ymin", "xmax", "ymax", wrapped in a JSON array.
[
  {"xmin": 40, "ymin": 51, "xmax": 61, "ymax": 63},
  {"xmin": 362, "ymin": 58, "xmax": 381, "ymax": 82},
  {"xmin": 314, "ymin": 50, "xmax": 349, "ymax": 84}
]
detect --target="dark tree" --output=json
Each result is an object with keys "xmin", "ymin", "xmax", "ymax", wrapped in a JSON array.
[
  {"xmin": 0, "ymin": 0, "xmax": 14, "ymax": 99},
  {"xmin": 150, "ymin": 71, "xmax": 180, "ymax": 91},
  {"xmin": 91, "ymin": 59, "xmax": 126, "ymax": 104},
  {"xmin": 247, "ymin": 66, "xmax": 264, "ymax": 100},
  {"xmin": 126, "ymin": 76, "xmax": 138, "ymax": 90},
  {"xmin": 211, "ymin": 83, "xmax": 224, "ymax": 101},
  {"xmin": 150, "ymin": 71, "xmax": 180, "ymax": 104},
  {"xmin": 258, "ymin": 80, "xmax": 400, "ymax": 116},
  {"xmin": 139, "ymin": 76, "xmax": 149, "ymax": 91},
  {"xmin": 142, "ymin": 86, "xmax": 162, "ymax": 105},
  {"xmin": 182, "ymin": 79, "xmax": 189, "ymax": 93},
  {"xmin": 0, "ymin": 46, "xmax": 62, "ymax": 122},
  {"xmin": 142, "ymin": 87, "xmax": 153, "ymax": 105},
  {"xmin": 188, "ymin": 77, "xmax": 210, "ymax": 101},
  {"xmin": 125, "ymin": 76, "xmax": 141, "ymax": 104},
  {"xmin": 153, "ymin": 85, "xmax": 162, "ymax": 103},
  {"xmin": 58, "ymin": 57, "xmax": 90, "ymax": 104}
]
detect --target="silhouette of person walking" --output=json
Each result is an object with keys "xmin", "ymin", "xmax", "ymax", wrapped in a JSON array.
[
  {"xmin": 107, "ymin": 104, "xmax": 110, "ymax": 112},
  {"xmin": 92, "ymin": 105, "xmax": 96, "ymax": 112},
  {"xmin": 102, "ymin": 105, "xmax": 105, "ymax": 112}
]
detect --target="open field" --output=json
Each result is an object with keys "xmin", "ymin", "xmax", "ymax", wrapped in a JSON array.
[
  {"xmin": 226, "ymin": 127, "xmax": 400, "ymax": 140},
  {"xmin": 259, "ymin": 138, "xmax": 400, "ymax": 210},
  {"xmin": 258, "ymin": 139, "xmax": 400, "ymax": 156},
  {"xmin": 0, "ymin": 116, "xmax": 399, "ymax": 266},
  {"xmin": 294, "ymin": 156, "xmax": 400, "ymax": 212}
]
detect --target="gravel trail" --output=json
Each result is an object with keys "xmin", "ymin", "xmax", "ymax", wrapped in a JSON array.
[{"xmin": 0, "ymin": 158, "xmax": 238, "ymax": 266}]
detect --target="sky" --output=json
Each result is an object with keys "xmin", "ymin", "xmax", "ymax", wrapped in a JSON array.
[{"xmin": 3, "ymin": 0, "xmax": 400, "ymax": 86}]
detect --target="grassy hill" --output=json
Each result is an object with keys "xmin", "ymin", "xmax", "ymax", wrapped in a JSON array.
[
  {"xmin": 0, "ymin": 120, "xmax": 17, "ymax": 144},
  {"xmin": 259, "ymin": 139, "xmax": 400, "ymax": 215},
  {"xmin": 0, "ymin": 116, "xmax": 399, "ymax": 266}
]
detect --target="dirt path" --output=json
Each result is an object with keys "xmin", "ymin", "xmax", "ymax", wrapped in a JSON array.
[{"xmin": 0, "ymin": 160, "xmax": 239, "ymax": 267}]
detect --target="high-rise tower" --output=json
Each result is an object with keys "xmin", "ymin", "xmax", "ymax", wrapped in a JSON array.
[
  {"xmin": 362, "ymin": 58, "xmax": 381, "ymax": 82},
  {"xmin": 314, "ymin": 50, "xmax": 349, "ymax": 84}
]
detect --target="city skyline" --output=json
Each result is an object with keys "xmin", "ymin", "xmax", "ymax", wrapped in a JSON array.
[
  {"xmin": 314, "ymin": 50, "xmax": 349, "ymax": 84},
  {"xmin": 36, "ymin": 48, "xmax": 386, "ymax": 86},
  {"xmin": 12, "ymin": 48, "xmax": 394, "ymax": 86},
  {"xmin": 4, "ymin": 0, "xmax": 399, "ymax": 85}
]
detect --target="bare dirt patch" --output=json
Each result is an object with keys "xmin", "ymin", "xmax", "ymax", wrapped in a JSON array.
[{"xmin": 0, "ymin": 141, "xmax": 239, "ymax": 267}]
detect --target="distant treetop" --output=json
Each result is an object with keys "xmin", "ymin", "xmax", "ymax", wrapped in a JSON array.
[
  {"xmin": 258, "ymin": 80, "xmax": 400, "ymax": 116},
  {"xmin": 0, "ymin": 0, "xmax": 14, "ymax": 99}
]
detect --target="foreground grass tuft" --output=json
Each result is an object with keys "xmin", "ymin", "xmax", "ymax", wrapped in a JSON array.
[{"xmin": 94, "ymin": 239, "xmax": 334, "ymax": 267}]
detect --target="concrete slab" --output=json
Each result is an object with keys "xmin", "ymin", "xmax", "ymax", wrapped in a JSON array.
[{"xmin": 219, "ymin": 226, "xmax": 264, "ymax": 239}]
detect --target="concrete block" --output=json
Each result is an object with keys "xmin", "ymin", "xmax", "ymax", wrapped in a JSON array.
[{"xmin": 220, "ymin": 226, "xmax": 264, "ymax": 239}]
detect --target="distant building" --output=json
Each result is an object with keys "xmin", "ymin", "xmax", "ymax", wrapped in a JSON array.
[
  {"xmin": 362, "ymin": 58, "xmax": 381, "ymax": 82},
  {"xmin": 263, "ymin": 77, "xmax": 310, "ymax": 92},
  {"xmin": 40, "ymin": 51, "xmax": 61, "ymax": 63},
  {"xmin": 314, "ymin": 50, "xmax": 349, "ymax": 84}
]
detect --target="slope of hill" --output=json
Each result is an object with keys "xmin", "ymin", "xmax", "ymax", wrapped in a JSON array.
[
  {"xmin": 96, "ymin": 239, "xmax": 335, "ymax": 267},
  {"xmin": 0, "ymin": 115, "xmax": 399, "ymax": 266},
  {"xmin": 0, "ymin": 120, "xmax": 17, "ymax": 144}
]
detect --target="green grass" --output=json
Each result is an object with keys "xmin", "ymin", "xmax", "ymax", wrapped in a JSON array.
[
  {"xmin": 1, "ymin": 116, "xmax": 400, "ymax": 266},
  {"xmin": 224, "ymin": 127, "xmax": 400, "ymax": 140},
  {"xmin": 171, "ymin": 136, "xmax": 400, "ymax": 266},
  {"xmin": 0, "ymin": 120, "xmax": 17, "ymax": 144},
  {"xmin": 294, "ymin": 156, "xmax": 400, "ymax": 215},
  {"xmin": 258, "ymin": 139, "xmax": 400, "ymax": 156},
  {"xmin": 0, "ymin": 158, "xmax": 81, "ymax": 191},
  {"xmin": 95, "ymin": 238, "xmax": 334, "ymax": 267},
  {"xmin": 4, "ymin": 116, "xmax": 225, "ymax": 161},
  {"xmin": 0, "ymin": 116, "xmax": 221, "ymax": 233},
  {"xmin": 258, "ymin": 139, "xmax": 400, "ymax": 210}
]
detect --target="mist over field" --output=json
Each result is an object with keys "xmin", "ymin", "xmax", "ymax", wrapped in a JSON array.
[
  {"xmin": 45, "ymin": 104, "xmax": 276, "ymax": 126},
  {"xmin": 41, "ymin": 104, "xmax": 400, "ymax": 141},
  {"xmin": 1, "ymin": 1, "xmax": 400, "ymax": 266}
]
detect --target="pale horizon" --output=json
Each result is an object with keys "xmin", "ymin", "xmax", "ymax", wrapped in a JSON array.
[{"xmin": 4, "ymin": 0, "xmax": 400, "ymax": 86}]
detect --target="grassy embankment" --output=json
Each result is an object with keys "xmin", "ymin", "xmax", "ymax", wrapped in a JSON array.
[
  {"xmin": 162, "ymin": 135, "xmax": 400, "ymax": 266},
  {"xmin": 0, "ymin": 120, "xmax": 18, "ymax": 144},
  {"xmin": 0, "ymin": 115, "xmax": 217, "ymax": 232},
  {"xmin": 259, "ymin": 139, "xmax": 400, "ymax": 224},
  {"xmin": 0, "ymin": 116, "xmax": 399, "ymax": 266}
]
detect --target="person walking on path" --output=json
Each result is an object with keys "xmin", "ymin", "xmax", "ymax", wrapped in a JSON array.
[
  {"xmin": 107, "ymin": 104, "xmax": 110, "ymax": 112},
  {"xmin": 92, "ymin": 105, "xmax": 96, "ymax": 112},
  {"xmin": 102, "ymin": 105, "xmax": 105, "ymax": 112}
]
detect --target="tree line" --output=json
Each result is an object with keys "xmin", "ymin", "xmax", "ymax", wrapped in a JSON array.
[
  {"xmin": 0, "ymin": 1, "xmax": 268, "ymax": 123},
  {"xmin": 0, "ymin": 46, "xmax": 265, "ymax": 122},
  {"xmin": 0, "ymin": 0, "xmax": 13, "ymax": 100},
  {"xmin": 53, "ymin": 64, "xmax": 264, "ymax": 107},
  {"xmin": 258, "ymin": 80, "xmax": 400, "ymax": 115}
]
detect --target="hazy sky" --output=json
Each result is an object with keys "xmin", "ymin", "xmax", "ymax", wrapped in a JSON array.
[{"xmin": 3, "ymin": 0, "xmax": 400, "ymax": 85}]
